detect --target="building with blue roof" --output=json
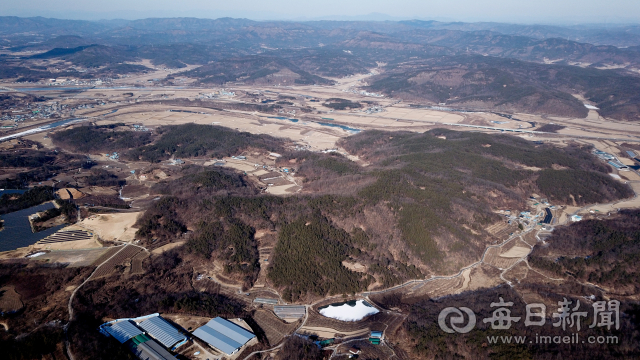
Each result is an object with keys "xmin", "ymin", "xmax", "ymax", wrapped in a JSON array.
[
  {"xmin": 138, "ymin": 315, "xmax": 187, "ymax": 350},
  {"xmin": 105, "ymin": 320, "xmax": 144, "ymax": 343},
  {"xmin": 192, "ymin": 317, "xmax": 255, "ymax": 355}
]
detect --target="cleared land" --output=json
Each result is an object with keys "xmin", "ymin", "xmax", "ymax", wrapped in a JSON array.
[
  {"xmin": 33, "ymin": 248, "xmax": 111, "ymax": 267},
  {"xmin": 76, "ymin": 212, "xmax": 141, "ymax": 242}
]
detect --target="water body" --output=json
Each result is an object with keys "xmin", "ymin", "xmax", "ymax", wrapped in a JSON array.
[
  {"xmin": 0, "ymin": 118, "xmax": 86, "ymax": 142},
  {"xmin": 0, "ymin": 203, "xmax": 65, "ymax": 252},
  {"xmin": 318, "ymin": 122, "xmax": 361, "ymax": 133},
  {"xmin": 0, "ymin": 189, "xmax": 26, "ymax": 197},
  {"xmin": 318, "ymin": 300, "xmax": 379, "ymax": 321}
]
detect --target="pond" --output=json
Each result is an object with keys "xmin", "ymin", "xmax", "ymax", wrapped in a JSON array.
[
  {"xmin": 318, "ymin": 299, "xmax": 379, "ymax": 321},
  {"xmin": 0, "ymin": 203, "xmax": 65, "ymax": 252},
  {"xmin": 317, "ymin": 122, "xmax": 361, "ymax": 133},
  {"xmin": 0, "ymin": 118, "xmax": 86, "ymax": 142}
]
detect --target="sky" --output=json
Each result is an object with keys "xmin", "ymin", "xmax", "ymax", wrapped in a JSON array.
[{"xmin": 2, "ymin": 0, "xmax": 640, "ymax": 24}]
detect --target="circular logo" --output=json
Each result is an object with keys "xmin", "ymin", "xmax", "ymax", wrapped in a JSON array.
[{"xmin": 438, "ymin": 307, "xmax": 477, "ymax": 334}]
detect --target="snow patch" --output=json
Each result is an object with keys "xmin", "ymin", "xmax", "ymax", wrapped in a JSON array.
[
  {"xmin": 319, "ymin": 300, "xmax": 379, "ymax": 321},
  {"xmin": 26, "ymin": 252, "xmax": 46, "ymax": 258}
]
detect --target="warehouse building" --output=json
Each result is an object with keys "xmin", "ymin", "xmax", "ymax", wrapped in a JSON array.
[
  {"xmin": 100, "ymin": 314, "xmax": 184, "ymax": 360},
  {"xmin": 104, "ymin": 320, "xmax": 144, "ymax": 343},
  {"xmin": 192, "ymin": 317, "xmax": 256, "ymax": 355},
  {"xmin": 126, "ymin": 334, "xmax": 176, "ymax": 360},
  {"xmin": 138, "ymin": 315, "xmax": 188, "ymax": 350}
]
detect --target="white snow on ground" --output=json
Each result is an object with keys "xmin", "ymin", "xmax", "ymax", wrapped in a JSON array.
[
  {"xmin": 26, "ymin": 252, "xmax": 46, "ymax": 258},
  {"xmin": 319, "ymin": 300, "xmax": 379, "ymax": 321},
  {"xmin": 584, "ymin": 104, "xmax": 600, "ymax": 110}
]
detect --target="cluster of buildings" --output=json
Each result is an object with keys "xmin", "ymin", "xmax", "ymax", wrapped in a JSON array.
[
  {"xmin": 43, "ymin": 78, "xmax": 109, "ymax": 87},
  {"xmin": 132, "ymin": 124, "xmax": 150, "ymax": 131},
  {"xmin": 197, "ymin": 90, "xmax": 236, "ymax": 99},
  {"xmin": 342, "ymin": 88, "xmax": 384, "ymax": 97},
  {"xmin": 100, "ymin": 314, "xmax": 256, "ymax": 359},
  {"xmin": 1, "ymin": 101, "xmax": 66, "ymax": 124},
  {"xmin": 104, "ymin": 152, "xmax": 120, "ymax": 160},
  {"xmin": 594, "ymin": 149, "xmax": 630, "ymax": 171}
]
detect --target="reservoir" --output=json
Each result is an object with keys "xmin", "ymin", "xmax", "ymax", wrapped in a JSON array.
[{"xmin": 0, "ymin": 203, "xmax": 65, "ymax": 252}]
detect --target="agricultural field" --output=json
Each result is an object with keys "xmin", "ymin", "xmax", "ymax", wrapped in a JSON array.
[
  {"xmin": 130, "ymin": 251, "xmax": 148, "ymax": 275},
  {"xmin": 0, "ymin": 285, "xmax": 23, "ymax": 313},
  {"xmin": 253, "ymin": 309, "xmax": 299, "ymax": 345},
  {"xmin": 333, "ymin": 339, "xmax": 398, "ymax": 360},
  {"xmin": 485, "ymin": 222, "xmax": 519, "ymax": 241},
  {"xmin": 92, "ymin": 245, "xmax": 142, "ymax": 279}
]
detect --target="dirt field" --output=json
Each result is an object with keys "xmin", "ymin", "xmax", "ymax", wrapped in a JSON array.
[
  {"xmin": 33, "ymin": 248, "xmax": 111, "ymax": 267},
  {"xmin": 151, "ymin": 241, "xmax": 185, "ymax": 255},
  {"xmin": 499, "ymin": 245, "xmax": 531, "ymax": 258},
  {"xmin": 76, "ymin": 212, "xmax": 142, "ymax": 242},
  {"xmin": 162, "ymin": 314, "xmax": 211, "ymax": 332}
]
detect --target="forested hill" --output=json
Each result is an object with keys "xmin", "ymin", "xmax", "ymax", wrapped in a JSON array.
[{"xmin": 128, "ymin": 126, "xmax": 632, "ymax": 301}]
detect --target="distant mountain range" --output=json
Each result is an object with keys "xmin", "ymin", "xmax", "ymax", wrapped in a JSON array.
[{"xmin": 3, "ymin": 16, "xmax": 640, "ymax": 120}]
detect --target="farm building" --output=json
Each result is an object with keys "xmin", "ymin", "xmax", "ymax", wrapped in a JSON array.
[
  {"xmin": 104, "ymin": 320, "xmax": 144, "ymax": 343},
  {"xmin": 100, "ymin": 314, "xmax": 184, "ymax": 360},
  {"xmin": 192, "ymin": 317, "xmax": 256, "ymax": 355},
  {"xmin": 369, "ymin": 330, "xmax": 383, "ymax": 345},
  {"xmin": 273, "ymin": 305, "xmax": 306, "ymax": 319},
  {"xmin": 138, "ymin": 315, "xmax": 188, "ymax": 350},
  {"xmin": 126, "ymin": 334, "xmax": 176, "ymax": 360}
]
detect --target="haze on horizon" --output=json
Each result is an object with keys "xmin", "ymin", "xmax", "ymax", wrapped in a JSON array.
[{"xmin": 2, "ymin": 0, "xmax": 640, "ymax": 24}]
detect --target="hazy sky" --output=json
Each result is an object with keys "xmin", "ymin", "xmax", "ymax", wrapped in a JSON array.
[{"xmin": 2, "ymin": 0, "xmax": 640, "ymax": 23}]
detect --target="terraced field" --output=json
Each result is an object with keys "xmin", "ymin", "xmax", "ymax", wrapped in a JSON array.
[
  {"xmin": 253, "ymin": 309, "xmax": 299, "ymax": 346},
  {"xmin": 303, "ymin": 308, "xmax": 371, "ymax": 336},
  {"xmin": 130, "ymin": 251, "xmax": 148, "ymax": 275},
  {"xmin": 0, "ymin": 286, "xmax": 23, "ymax": 313},
  {"xmin": 486, "ymin": 222, "xmax": 518, "ymax": 240},
  {"xmin": 483, "ymin": 246, "xmax": 521, "ymax": 269},
  {"xmin": 92, "ymin": 245, "xmax": 142, "ymax": 279}
]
